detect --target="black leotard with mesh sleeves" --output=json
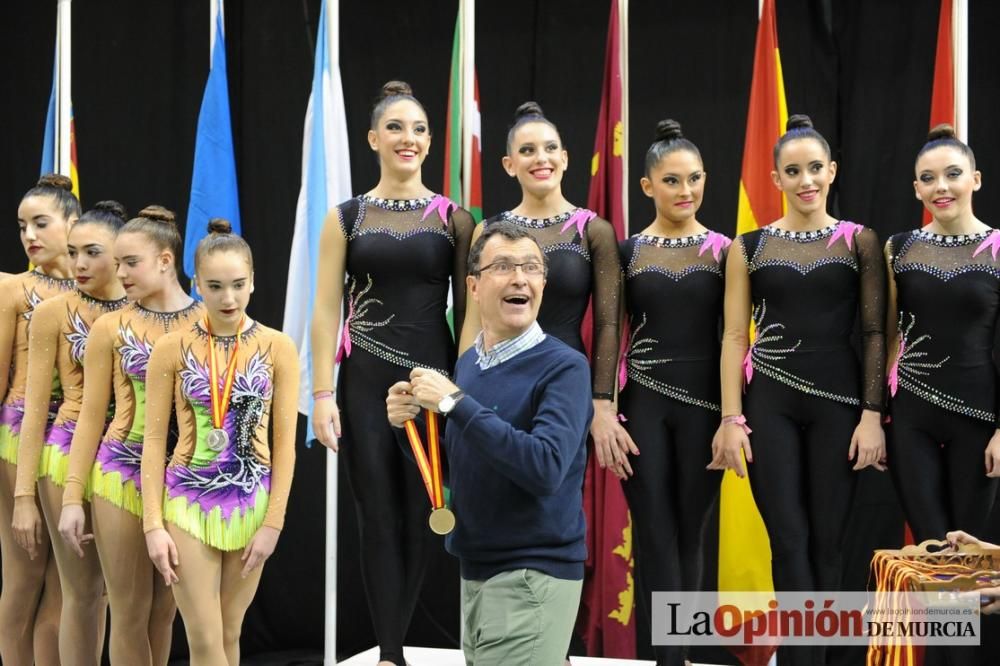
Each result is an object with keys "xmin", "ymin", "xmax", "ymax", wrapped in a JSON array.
[
  {"xmin": 885, "ymin": 227, "xmax": 1000, "ymax": 551},
  {"xmin": 618, "ymin": 229, "xmax": 728, "ymax": 666},
  {"xmin": 888, "ymin": 228, "xmax": 1000, "ymax": 424},
  {"xmin": 620, "ymin": 230, "xmax": 729, "ymax": 411},
  {"xmin": 334, "ymin": 194, "xmax": 474, "ymax": 666},
  {"xmin": 740, "ymin": 221, "xmax": 886, "ymax": 410},
  {"xmin": 482, "ymin": 209, "xmax": 620, "ymax": 398}
]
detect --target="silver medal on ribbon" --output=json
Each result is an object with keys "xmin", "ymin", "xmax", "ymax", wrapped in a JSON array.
[{"xmin": 206, "ymin": 428, "xmax": 229, "ymax": 452}]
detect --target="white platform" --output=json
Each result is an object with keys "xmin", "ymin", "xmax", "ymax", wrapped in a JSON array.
[{"xmin": 340, "ymin": 646, "xmax": 722, "ymax": 665}]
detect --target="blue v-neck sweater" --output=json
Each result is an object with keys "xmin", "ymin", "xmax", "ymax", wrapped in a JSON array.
[{"xmin": 444, "ymin": 335, "xmax": 593, "ymax": 581}]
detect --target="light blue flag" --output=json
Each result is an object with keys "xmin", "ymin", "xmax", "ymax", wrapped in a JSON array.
[
  {"xmin": 184, "ymin": 9, "xmax": 241, "ymax": 286},
  {"xmin": 282, "ymin": 0, "xmax": 352, "ymax": 441},
  {"xmin": 40, "ymin": 70, "xmax": 56, "ymax": 175}
]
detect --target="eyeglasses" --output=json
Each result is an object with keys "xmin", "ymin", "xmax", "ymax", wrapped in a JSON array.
[{"xmin": 477, "ymin": 260, "xmax": 546, "ymax": 276}]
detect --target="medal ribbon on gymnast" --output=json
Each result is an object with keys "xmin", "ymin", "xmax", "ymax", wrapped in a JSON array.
[
  {"xmin": 205, "ymin": 315, "xmax": 244, "ymax": 452},
  {"xmin": 403, "ymin": 410, "xmax": 454, "ymax": 535}
]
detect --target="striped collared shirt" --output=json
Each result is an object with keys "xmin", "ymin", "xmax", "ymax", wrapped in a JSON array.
[{"xmin": 474, "ymin": 321, "xmax": 546, "ymax": 370}]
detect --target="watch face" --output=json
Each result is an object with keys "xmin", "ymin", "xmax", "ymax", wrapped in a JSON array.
[{"xmin": 439, "ymin": 396, "xmax": 454, "ymax": 413}]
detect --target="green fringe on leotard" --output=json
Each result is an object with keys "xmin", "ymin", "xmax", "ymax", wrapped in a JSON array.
[
  {"xmin": 0, "ymin": 424, "xmax": 18, "ymax": 465},
  {"xmin": 163, "ymin": 485, "xmax": 270, "ymax": 552},
  {"xmin": 39, "ymin": 445, "xmax": 77, "ymax": 492},
  {"xmin": 89, "ymin": 461, "xmax": 142, "ymax": 517}
]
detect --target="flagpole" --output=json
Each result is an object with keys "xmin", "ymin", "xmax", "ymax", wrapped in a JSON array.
[
  {"xmin": 210, "ymin": 0, "xmax": 222, "ymax": 61},
  {"xmin": 619, "ymin": 0, "xmax": 628, "ymax": 236},
  {"xmin": 56, "ymin": 0, "xmax": 71, "ymax": 177},
  {"xmin": 461, "ymin": 0, "xmax": 474, "ymax": 208},
  {"xmin": 325, "ymin": 1, "xmax": 340, "ymax": 662},
  {"xmin": 953, "ymin": 0, "xmax": 968, "ymax": 142}
]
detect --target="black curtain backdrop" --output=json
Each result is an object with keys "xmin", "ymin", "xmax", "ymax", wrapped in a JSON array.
[{"xmin": 2, "ymin": 1, "xmax": 1000, "ymax": 662}]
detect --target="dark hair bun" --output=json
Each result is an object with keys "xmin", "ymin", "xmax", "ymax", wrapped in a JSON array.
[
  {"xmin": 513, "ymin": 101, "xmax": 545, "ymax": 121},
  {"xmin": 37, "ymin": 173, "xmax": 74, "ymax": 192},
  {"xmin": 92, "ymin": 200, "xmax": 128, "ymax": 220},
  {"xmin": 655, "ymin": 119, "xmax": 683, "ymax": 142},
  {"xmin": 928, "ymin": 123, "xmax": 957, "ymax": 142},
  {"xmin": 379, "ymin": 80, "xmax": 413, "ymax": 100},
  {"xmin": 138, "ymin": 205, "xmax": 176, "ymax": 225},
  {"xmin": 207, "ymin": 218, "xmax": 233, "ymax": 234},
  {"xmin": 786, "ymin": 114, "xmax": 814, "ymax": 131}
]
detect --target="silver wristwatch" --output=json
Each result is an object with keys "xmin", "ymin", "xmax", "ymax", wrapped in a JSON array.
[{"xmin": 438, "ymin": 389, "xmax": 466, "ymax": 414}]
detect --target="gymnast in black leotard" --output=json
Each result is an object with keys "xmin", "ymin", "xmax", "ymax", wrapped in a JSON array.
[
  {"xmin": 310, "ymin": 81, "xmax": 474, "ymax": 666},
  {"xmin": 886, "ymin": 124, "xmax": 1000, "ymax": 545},
  {"xmin": 710, "ymin": 114, "xmax": 887, "ymax": 666},
  {"xmin": 458, "ymin": 101, "xmax": 633, "ymax": 477},
  {"xmin": 618, "ymin": 120, "xmax": 726, "ymax": 666}
]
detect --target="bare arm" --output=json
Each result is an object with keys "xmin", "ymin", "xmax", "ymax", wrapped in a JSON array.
[
  {"xmin": 707, "ymin": 238, "xmax": 754, "ymax": 478},
  {"xmin": 720, "ymin": 240, "xmax": 752, "ymax": 418},
  {"xmin": 309, "ymin": 208, "xmax": 348, "ymax": 449}
]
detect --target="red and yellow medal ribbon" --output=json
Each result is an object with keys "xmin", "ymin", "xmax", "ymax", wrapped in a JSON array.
[
  {"xmin": 403, "ymin": 410, "xmax": 445, "ymax": 510},
  {"xmin": 206, "ymin": 315, "xmax": 245, "ymax": 429},
  {"xmin": 866, "ymin": 546, "xmax": 1000, "ymax": 665}
]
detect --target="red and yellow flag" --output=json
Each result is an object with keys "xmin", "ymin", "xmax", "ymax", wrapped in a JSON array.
[
  {"xmin": 722, "ymin": 0, "xmax": 784, "ymax": 664},
  {"xmin": 585, "ymin": 0, "xmax": 627, "ymax": 238},
  {"xmin": 40, "ymin": 0, "xmax": 80, "ymax": 200},
  {"xmin": 578, "ymin": 0, "xmax": 635, "ymax": 659},
  {"xmin": 735, "ymin": 0, "xmax": 786, "ymax": 235}
]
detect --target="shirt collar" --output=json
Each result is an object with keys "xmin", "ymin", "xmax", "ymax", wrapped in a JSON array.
[{"xmin": 474, "ymin": 321, "xmax": 546, "ymax": 370}]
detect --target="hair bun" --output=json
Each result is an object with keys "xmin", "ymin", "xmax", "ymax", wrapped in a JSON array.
[
  {"xmin": 927, "ymin": 123, "xmax": 957, "ymax": 142},
  {"xmin": 92, "ymin": 200, "xmax": 128, "ymax": 220},
  {"xmin": 207, "ymin": 218, "xmax": 233, "ymax": 235},
  {"xmin": 786, "ymin": 114, "xmax": 814, "ymax": 131},
  {"xmin": 379, "ymin": 80, "xmax": 413, "ymax": 100},
  {"xmin": 654, "ymin": 119, "xmax": 683, "ymax": 142},
  {"xmin": 36, "ymin": 173, "xmax": 74, "ymax": 192},
  {"xmin": 138, "ymin": 205, "xmax": 176, "ymax": 225},
  {"xmin": 513, "ymin": 101, "xmax": 545, "ymax": 122}
]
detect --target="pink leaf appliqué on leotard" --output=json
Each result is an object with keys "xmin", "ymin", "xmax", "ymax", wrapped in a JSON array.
[
  {"xmin": 421, "ymin": 195, "xmax": 458, "ymax": 227},
  {"xmin": 887, "ymin": 336, "xmax": 905, "ymax": 397},
  {"xmin": 560, "ymin": 209, "xmax": 597, "ymax": 237},
  {"xmin": 335, "ymin": 295, "xmax": 354, "ymax": 363},
  {"xmin": 826, "ymin": 221, "xmax": 865, "ymax": 251},
  {"xmin": 742, "ymin": 346, "xmax": 754, "ymax": 387},
  {"xmin": 973, "ymin": 229, "xmax": 1000, "ymax": 261},
  {"xmin": 698, "ymin": 231, "xmax": 732, "ymax": 262}
]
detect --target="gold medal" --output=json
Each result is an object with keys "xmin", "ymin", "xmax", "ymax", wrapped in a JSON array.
[
  {"xmin": 404, "ymin": 410, "xmax": 454, "ymax": 534},
  {"xmin": 428, "ymin": 507, "xmax": 456, "ymax": 535}
]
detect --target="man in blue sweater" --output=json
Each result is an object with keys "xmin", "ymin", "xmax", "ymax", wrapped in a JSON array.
[{"xmin": 387, "ymin": 221, "xmax": 593, "ymax": 665}]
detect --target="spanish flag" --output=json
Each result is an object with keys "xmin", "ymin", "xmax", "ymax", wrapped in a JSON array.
[
  {"xmin": 721, "ymin": 0, "xmax": 784, "ymax": 663},
  {"xmin": 40, "ymin": 0, "xmax": 79, "ymax": 199},
  {"xmin": 578, "ymin": 0, "xmax": 635, "ymax": 658}
]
